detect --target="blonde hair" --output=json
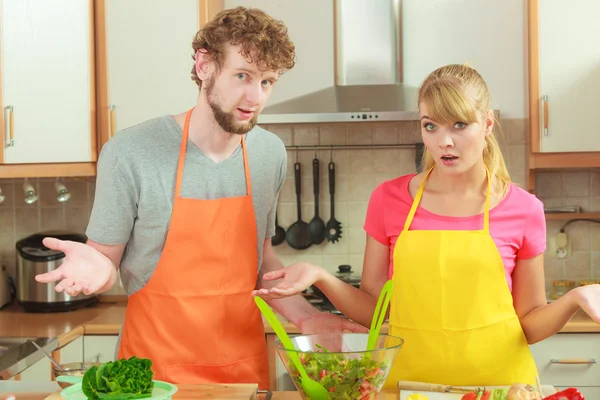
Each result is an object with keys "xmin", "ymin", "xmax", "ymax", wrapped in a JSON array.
[{"xmin": 419, "ymin": 64, "xmax": 511, "ymax": 195}]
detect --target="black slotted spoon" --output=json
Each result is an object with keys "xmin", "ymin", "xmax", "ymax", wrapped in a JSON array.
[
  {"xmin": 285, "ymin": 161, "xmax": 312, "ymax": 250},
  {"xmin": 326, "ymin": 159, "xmax": 342, "ymax": 243}
]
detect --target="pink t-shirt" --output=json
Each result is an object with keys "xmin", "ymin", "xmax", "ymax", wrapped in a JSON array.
[{"xmin": 363, "ymin": 174, "xmax": 547, "ymax": 292}]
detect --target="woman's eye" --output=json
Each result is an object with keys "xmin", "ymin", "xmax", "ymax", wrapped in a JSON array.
[
  {"xmin": 423, "ymin": 123, "xmax": 435, "ymax": 132},
  {"xmin": 454, "ymin": 122, "xmax": 467, "ymax": 129}
]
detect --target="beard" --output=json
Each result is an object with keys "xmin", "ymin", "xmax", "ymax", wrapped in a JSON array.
[{"xmin": 204, "ymin": 77, "xmax": 258, "ymax": 135}]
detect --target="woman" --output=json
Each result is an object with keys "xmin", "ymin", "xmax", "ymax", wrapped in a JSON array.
[{"xmin": 254, "ymin": 64, "xmax": 600, "ymax": 388}]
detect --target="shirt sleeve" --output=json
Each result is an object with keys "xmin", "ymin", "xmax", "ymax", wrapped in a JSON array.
[
  {"xmin": 86, "ymin": 140, "xmax": 139, "ymax": 246},
  {"xmin": 364, "ymin": 183, "xmax": 389, "ymax": 246},
  {"xmin": 517, "ymin": 196, "xmax": 547, "ymax": 260}
]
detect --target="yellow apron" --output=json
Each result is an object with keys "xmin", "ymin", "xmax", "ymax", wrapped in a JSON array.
[{"xmin": 384, "ymin": 166, "xmax": 538, "ymax": 389}]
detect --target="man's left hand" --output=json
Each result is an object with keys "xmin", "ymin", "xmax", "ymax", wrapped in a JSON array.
[{"xmin": 298, "ymin": 311, "xmax": 368, "ymax": 334}]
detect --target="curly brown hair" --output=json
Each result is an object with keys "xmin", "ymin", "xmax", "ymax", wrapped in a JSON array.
[{"xmin": 191, "ymin": 6, "xmax": 296, "ymax": 89}]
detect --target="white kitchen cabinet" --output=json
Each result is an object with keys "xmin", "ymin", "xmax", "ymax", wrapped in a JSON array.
[
  {"xmin": 83, "ymin": 335, "xmax": 119, "ymax": 363},
  {"xmin": 0, "ymin": 0, "xmax": 95, "ymax": 163},
  {"xmin": 57, "ymin": 337, "xmax": 84, "ymax": 365},
  {"xmin": 96, "ymin": 0, "xmax": 200, "ymax": 146},
  {"xmin": 534, "ymin": 0, "xmax": 600, "ymax": 152},
  {"xmin": 19, "ymin": 357, "xmax": 50, "ymax": 382},
  {"xmin": 530, "ymin": 333, "xmax": 600, "ymax": 394},
  {"xmin": 17, "ymin": 338, "xmax": 83, "ymax": 382}
]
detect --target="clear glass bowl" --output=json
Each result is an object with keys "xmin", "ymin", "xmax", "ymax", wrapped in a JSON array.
[
  {"xmin": 52, "ymin": 362, "xmax": 102, "ymax": 388},
  {"xmin": 274, "ymin": 333, "xmax": 403, "ymax": 400}
]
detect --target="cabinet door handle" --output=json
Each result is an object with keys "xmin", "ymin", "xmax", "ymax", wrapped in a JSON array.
[
  {"xmin": 109, "ymin": 104, "xmax": 116, "ymax": 138},
  {"xmin": 541, "ymin": 95, "xmax": 549, "ymax": 136},
  {"xmin": 3, "ymin": 105, "xmax": 14, "ymax": 147},
  {"xmin": 550, "ymin": 358, "xmax": 597, "ymax": 364}
]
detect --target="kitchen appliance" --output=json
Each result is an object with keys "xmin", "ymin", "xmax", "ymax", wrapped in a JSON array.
[
  {"xmin": 0, "ymin": 264, "xmax": 15, "ymax": 309},
  {"xmin": 16, "ymin": 230, "xmax": 98, "ymax": 313},
  {"xmin": 258, "ymin": 0, "xmax": 420, "ymax": 124}
]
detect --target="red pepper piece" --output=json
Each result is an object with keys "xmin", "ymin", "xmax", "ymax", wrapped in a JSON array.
[{"xmin": 543, "ymin": 387, "xmax": 584, "ymax": 400}]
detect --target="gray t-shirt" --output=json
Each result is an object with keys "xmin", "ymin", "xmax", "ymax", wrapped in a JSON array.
[{"xmin": 86, "ymin": 115, "xmax": 287, "ymax": 296}]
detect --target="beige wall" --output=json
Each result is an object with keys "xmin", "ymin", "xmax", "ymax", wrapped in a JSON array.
[{"xmin": 1, "ymin": 119, "xmax": 597, "ymax": 294}]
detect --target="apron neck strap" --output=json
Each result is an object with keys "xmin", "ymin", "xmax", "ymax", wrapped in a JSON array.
[
  {"xmin": 483, "ymin": 166, "xmax": 491, "ymax": 233},
  {"xmin": 240, "ymin": 138, "xmax": 252, "ymax": 197},
  {"xmin": 403, "ymin": 167, "xmax": 434, "ymax": 232},
  {"xmin": 175, "ymin": 109, "xmax": 252, "ymax": 197},
  {"xmin": 403, "ymin": 165, "xmax": 492, "ymax": 233}
]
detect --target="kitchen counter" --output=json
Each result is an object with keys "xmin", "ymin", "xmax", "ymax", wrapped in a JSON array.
[
  {"xmin": 0, "ymin": 380, "xmax": 398, "ymax": 399},
  {"xmin": 1, "ymin": 298, "xmax": 598, "ymax": 383},
  {"xmin": 1, "ymin": 299, "xmax": 599, "ymax": 345}
]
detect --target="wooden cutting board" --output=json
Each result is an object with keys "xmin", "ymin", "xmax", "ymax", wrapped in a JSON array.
[
  {"xmin": 172, "ymin": 383, "xmax": 258, "ymax": 399},
  {"xmin": 399, "ymin": 385, "xmax": 557, "ymax": 399},
  {"xmin": 37, "ymin": 383, "xmax": 258, "ymax": 400}
]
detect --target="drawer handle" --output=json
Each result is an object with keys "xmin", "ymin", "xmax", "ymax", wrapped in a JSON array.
[
  {"xmin": 3, "ymin": 105, "xmax": 14, "ymax": 147},
  {"xmin": 550, "ymin": 358, "xmax": 597, "ymax": 365}
]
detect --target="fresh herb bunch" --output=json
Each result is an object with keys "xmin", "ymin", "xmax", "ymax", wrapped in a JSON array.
[{"xmin": 81, "ymin": 356, "xmax": 154, "ymax": 400}]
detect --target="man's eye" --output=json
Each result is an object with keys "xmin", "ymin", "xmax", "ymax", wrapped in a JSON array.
[{"xmin": 237, "ymin": 73, "xmax": 247, "ymax": 79}]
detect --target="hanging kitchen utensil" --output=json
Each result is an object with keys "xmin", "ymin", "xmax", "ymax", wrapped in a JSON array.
[
  {"xmin": 308, "ymin": 154, "xmax": 326, "ymax": 244},
  {"xmin": 285, "ymin": 161, "xmax": 312, "ymax": 250},
  {"xmin": 326, "ymin": 157, "xmax": 342, "ymax": 243},
  {"xmin": 272, "ymin": 207, "xmax": 285, "ymax": 246}
]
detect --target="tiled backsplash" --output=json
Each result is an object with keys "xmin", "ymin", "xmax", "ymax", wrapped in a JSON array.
[
  {"xmin": 537, "ymin": 170, "xmax": 600, "ymax": 285},
  {"xmin": 264, "ymin": 118, "xmax": 530, "ymax": 275},
  {"xmin": 0, "ymin": 178, "xmax": 94, "ymax": 278},
  {"xmin": 0, "ymin": 118, "xmax": 597, "ymax": 294}
]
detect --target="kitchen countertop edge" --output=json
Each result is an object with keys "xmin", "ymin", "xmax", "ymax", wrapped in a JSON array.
[{"xmin": 3, "ymin": 299, "xmax": 600, "ymax": 348}]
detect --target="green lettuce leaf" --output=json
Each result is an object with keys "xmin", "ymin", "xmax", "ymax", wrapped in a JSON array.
[{"xmin": 81, "ymin": 356, "xmax": 154, "ymax": 400}]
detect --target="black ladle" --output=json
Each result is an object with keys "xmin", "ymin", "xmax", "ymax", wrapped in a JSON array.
[
  {"xmin": 272, "ymin": 208, "xmax": 285, "ymax": 246},
  {"xmin": 309, "ymin": 155, "xmax": 326, "ymax": 244},
  {"xmin": 285, "ymin": 162, "xmax": 312, "ymax": 250}
]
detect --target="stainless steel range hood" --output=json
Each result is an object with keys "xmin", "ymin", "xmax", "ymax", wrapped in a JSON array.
[{"xmin": 258, "ymin": 0, "xmax": 420, "ymax": 124}]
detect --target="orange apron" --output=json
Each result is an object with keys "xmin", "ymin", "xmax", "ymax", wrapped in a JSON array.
[
  {"xmin": 384, "ymin": 166, "xmax": 538, "ymax": 389},
  {"xmin": 117, "ymin": 109, "xmax": 269, "ymax": 389}
]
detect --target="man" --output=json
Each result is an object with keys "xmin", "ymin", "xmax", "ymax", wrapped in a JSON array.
[{"xmin": 35, "ymin": 6, "xmax": 364, "ymax": 390}]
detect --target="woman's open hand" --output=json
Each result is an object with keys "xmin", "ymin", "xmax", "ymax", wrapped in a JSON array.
[
  {"xmin": 573, "ymin": 284, "xmax": 600, "ymax": 324},
  {"xmin": 252, "ymin": 262, "xmax": 324, "ymax": 300}
]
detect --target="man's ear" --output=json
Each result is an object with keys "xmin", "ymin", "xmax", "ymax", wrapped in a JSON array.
[{"xmin": 195, "ymin": 49, "xmax": 214, "ymax": 81}]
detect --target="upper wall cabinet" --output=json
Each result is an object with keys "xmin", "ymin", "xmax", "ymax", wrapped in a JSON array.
[
  {"xmin": 96, "ymin": 0, "xmax": 201, "ymax": 147},
  {"xmin": 0, "ymin": 0, "xmax": 95, "ymax": 164},
  {"xmin": 529, "ymin": 0, "xmax": 600, "ymax": 168}
]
